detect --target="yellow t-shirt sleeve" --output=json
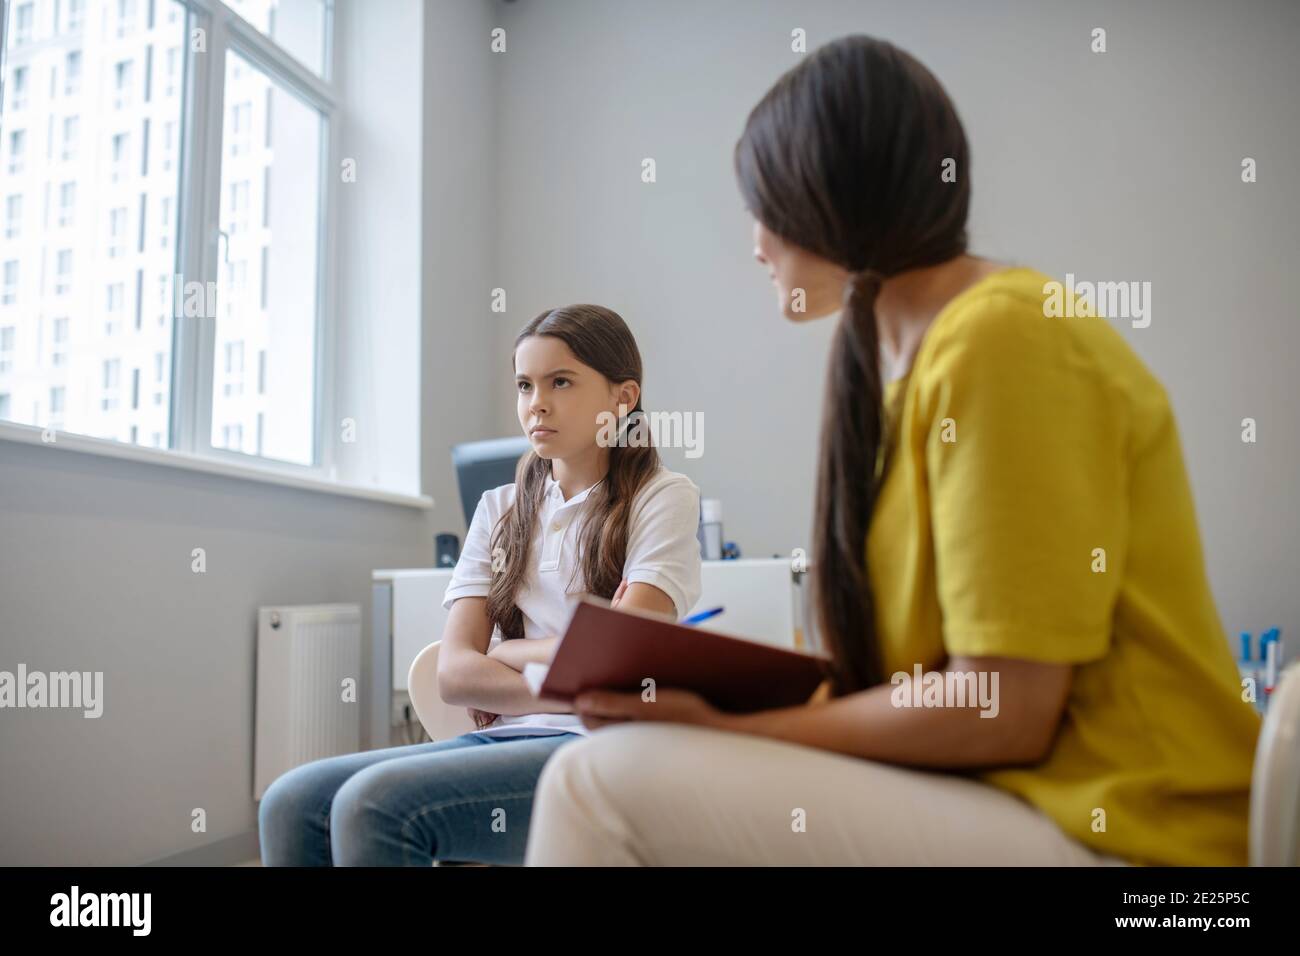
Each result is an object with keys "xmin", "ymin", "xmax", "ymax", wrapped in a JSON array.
[{"xmin": 918, "ymin": 292, "xmax": 1128, "ymax": 664}]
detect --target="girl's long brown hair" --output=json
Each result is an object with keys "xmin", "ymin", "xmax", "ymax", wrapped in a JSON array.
[
  {"xmin": 486, "ymin": 305, "xmax": 663, "ymax": 641},
  {"xmin": 734, "ymin": 36, "xmax": 971, "ymax": 694}
]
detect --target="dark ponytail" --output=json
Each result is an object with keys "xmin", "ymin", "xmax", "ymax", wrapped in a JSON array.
[{"xmin": 734, "ymin": 36, "xmax": 971, "ymax": 694}]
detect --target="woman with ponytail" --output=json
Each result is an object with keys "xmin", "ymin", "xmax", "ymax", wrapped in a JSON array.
[
  {"xmin": 525, "ymin": 36, "xmax": 1258, "ymax": 867},
  {"xmin": 259, "ymin": 305, "xmax": 703, "ymax": 865}
]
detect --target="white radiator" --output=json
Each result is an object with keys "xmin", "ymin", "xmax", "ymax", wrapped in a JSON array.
[{"xmin": 254, "ymin": 604, "xmax": 363, "ymax": 800}]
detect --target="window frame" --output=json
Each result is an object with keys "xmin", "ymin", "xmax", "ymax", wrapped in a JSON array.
[
  {"xmin": 172, "ymin": 0, "xmax": 340, "ymax": 480},
  {"xmin": 0, "ymin": 0, "xmax": 339, "ymax": 481}
]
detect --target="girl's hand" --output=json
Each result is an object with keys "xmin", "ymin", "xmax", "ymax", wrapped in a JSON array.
[
  {"xmin": 467, "ymin": 707, "xmax": 498, "ymax": 730},
  {"xmin": 610, "ymin": 578, "xmax": 630, "ymax": 608},
  {"xmin": 573, "ymin": 687, "xmax": 724, "ymax": 731},
  {"xmin": 488, "ymin": 635, "xmax": 560, "ymax": 671}
]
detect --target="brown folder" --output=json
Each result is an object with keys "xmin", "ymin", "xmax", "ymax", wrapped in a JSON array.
[{"xmin": 538, "ymin": 596, "xmax": 833, "ymax": 712}]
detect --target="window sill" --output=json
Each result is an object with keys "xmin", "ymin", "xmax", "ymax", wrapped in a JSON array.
[{"xmin": 0, "ymin": 420, "xmax": 433, "ymax": 510}]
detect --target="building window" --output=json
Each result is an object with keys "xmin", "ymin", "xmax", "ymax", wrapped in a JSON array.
[
  {"xmin": 114, "ymin": 60, "xmax": 134, "ymax": 110},
  {"xmin": 116, "ymin": 0, "xmax": 136, "ymax": 38},
  {"xmin": 108, "ymin": 207, "xmax": 127, "ymax": 257},
  {"xmin": 1, "ymin": 262, "xmax": 16, "ymax": 306},
  {"xmin": 0, "ymin": 326, "xmax": 15, "ymax": 373},
  {"xmin": 66, "ymin": 0, "xmax": 85, "ymax": 33},
  {"xmin": 159, "ymin": 196, "xmax": 173, "ymax": 247},
  {"xmin": 4, "ymin": 195, "xmax": 20, "ymax": 239},
  {"xmin": 111, "ymin": 132, "xmax": 129, "ymax": 181},
  {"xmin": 165, "ymin": 48, "xmax": 179, "ymax": 97},
  {"xmin": 11, "ymin": 66, "xmax": 28, "ymax": 111},
  {"xmin": 223, "ymin": 340, "xmax": 244, "ymax": 396},
  {"xmin": 52, "ymin": 318, "xmax": 69, "ymax": 368},
  {"xmin": 58, "ymin": 183, "xmax": 76, "ymax": 227},
  {"xmin": 162, "ymin": 120, "xmax": 177, "ymax": 171},
  {"xmin": 101, "ymin": 359, "xmax": 121, "ymax": 410},
  {"xmin": 65, "ymin": 51, "xmax": 82, "ymax": 96},
  {"xmin": 106, "ymin": 283, "xmax": 124, "ymax": 334},
  {"xmin": 55, "ymin": 250, "xmax": 73, "ymax": 295},
  {"xmin": 61, "ymin": 117, "xmax": 78, "ymax": 161},
  {"xmin": 7, "ymin": 130, "xmax": 25, "ymax": 175},
  {"xmin": 14, "ymin": 3, "xmax": 34, "ymax": 46}
]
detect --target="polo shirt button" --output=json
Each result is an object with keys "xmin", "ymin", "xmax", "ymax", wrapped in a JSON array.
[{"xmin": 551, "ymin": 522, "xmax": 562, "ymax": 532}]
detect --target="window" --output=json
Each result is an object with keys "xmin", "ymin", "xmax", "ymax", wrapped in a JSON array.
[
  {"xmin": 211, "ymin": 45, "xmax": 326, "ymax": 465},
  {"xmin": 159, "ymin": 196, "xmax": 173, "ymax": 247},
  {"xmin": 165, "ymin": 47, "xmax": 179, "ymax": 97},
  {"xmin": 109, "ymin": 207, "xmax": 128, "ymax": 257},
  {"xmin": 61, "ymin": 117, "xmax": 78, "ymax": 161},
  {"xmin": 55, "ymin": 250, "xmax": 72, "ymax": 295},
  {"xmin": 58, "ymin": 183, "xmax": 76, "ymax": 227},
  {"xmin": 114, "ymin": 60, "xmax": 134, "ymax": 109},
  {"xmin": 7, "ymin": 130, "xmax": 24, "ymax": 174},
  {"xmin": 11, "ymin": 66, "xmax": 27, "ymax": 111},
  {"xmin": 106, "ymin": 283, "xmax": 125, "ymax": 335},
  {"xmin": 228, "ymin": 180, "xmax": 249, "ymax": 233},
  {"xmin": 111, "ymin": 131, "xmax": 129, "ymax": 181},
  {"xmin": 230, "ymin": 101, "xmax": 251, "ymax": 155},
  {"xmin": 1, "ymin": 262, "xmax": 16, "ymax": 305},
  {"xmin": 1, "ymin": 0, "xmax": 334, "ymax": 473},
  {"xmin": 4, "ymin": 195, "xmax": 20, "ymax": 239},
  {"xmin": 66, "ymin": 0, "xmax": 85, "ymax": 33},
  {"xmin": 52, "ymin": 318, "xmax": 69, "ymax": 367},
  {"xmin": 116, "ymin": 0, "xmax": 136, "ymax": 38},
  {"xmin": 223, "ymin": 340, "xmax": 244, "ymax": 396},
  {"xmin": 0, "ymin": 326, "xmax": 15, "ymax": 373},
  {"xmin": 231, "ymin": 0, "xmax": 328, "ymax": 78},
  {"xmin": 14, "ymin": 3, "xmax": 34, "ymax": 46},
  {"xmin": 101, "ymin": 359, "xmax": 120, "ymax": 411},
  {"xmin": 65, "ymin": 51, "xmax": 82, "ymax": 95}
]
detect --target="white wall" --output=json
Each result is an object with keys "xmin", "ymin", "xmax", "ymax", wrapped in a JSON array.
[{"xmin": 490, "ymin": 0, "xmax": 1300, "ymax": 634}]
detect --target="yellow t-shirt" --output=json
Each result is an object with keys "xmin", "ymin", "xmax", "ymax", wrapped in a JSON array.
[{"xmin": 867, "ymin": 265, "xmax": 1260, "ymax": 866}]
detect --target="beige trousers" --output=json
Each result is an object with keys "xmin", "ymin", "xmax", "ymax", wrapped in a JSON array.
[{"xmin": 524, "ymin": 722, "xmax": 1127, "ymax": 866}]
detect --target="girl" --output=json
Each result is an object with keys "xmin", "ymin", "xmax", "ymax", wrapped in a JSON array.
[
  {"xmin": 524, "ymin": 36, "xmax": 1260, "ymax": 867},
  {"xmin": 258, "ymin": 304, "xmax": 703, "ymax": 865}
]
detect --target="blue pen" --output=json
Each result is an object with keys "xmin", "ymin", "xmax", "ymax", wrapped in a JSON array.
[{"xmin": 681, "ymin": 606, "xmax": 724, "ymax": 626}]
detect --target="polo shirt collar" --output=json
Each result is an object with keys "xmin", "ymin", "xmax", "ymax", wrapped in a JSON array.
[{"xmin": 544, "ymin": 470, "xmax": 603, "ymax": 507}]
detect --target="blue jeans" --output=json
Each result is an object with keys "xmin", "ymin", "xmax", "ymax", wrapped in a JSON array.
[{"xmin": 258, "ymin": 732, "xmax": 580, "ymax": 866}]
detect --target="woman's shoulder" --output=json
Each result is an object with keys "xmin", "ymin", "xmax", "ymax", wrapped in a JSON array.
[{"xmin": 918, "ymin": 265, "xmax": 1161, "ymax": 395}]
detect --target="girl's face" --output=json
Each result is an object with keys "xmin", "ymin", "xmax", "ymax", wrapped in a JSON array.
[
  {"xmin": 752, "ymin": 219, "xmax": 850, "ymax": 321},
  {"xmin": 514, "ymin": 335, "xmax": 639, "ymax": 462}
]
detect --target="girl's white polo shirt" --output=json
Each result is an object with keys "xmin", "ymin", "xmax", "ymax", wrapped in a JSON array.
[{"xmin": 441, "ymin": 465, "xmax": 703, "ymax": 737}]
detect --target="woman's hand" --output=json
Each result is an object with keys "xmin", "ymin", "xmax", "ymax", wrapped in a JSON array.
[
  {"xmin": 573, "ymin": 687, "xmax": 725, "ymax": 731},
  {"xmin": 467, "ymin": 707, "xmax": 498, "ymax": 730}
]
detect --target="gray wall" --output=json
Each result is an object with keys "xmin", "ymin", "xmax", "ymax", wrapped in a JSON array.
[
  {"xmin": 491, "ymin": 0, "xmax": 1300, "ymax": 635},
  {"xmin": 0, "ymin": 0, "xmax": 499, "ymax": 866}
]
